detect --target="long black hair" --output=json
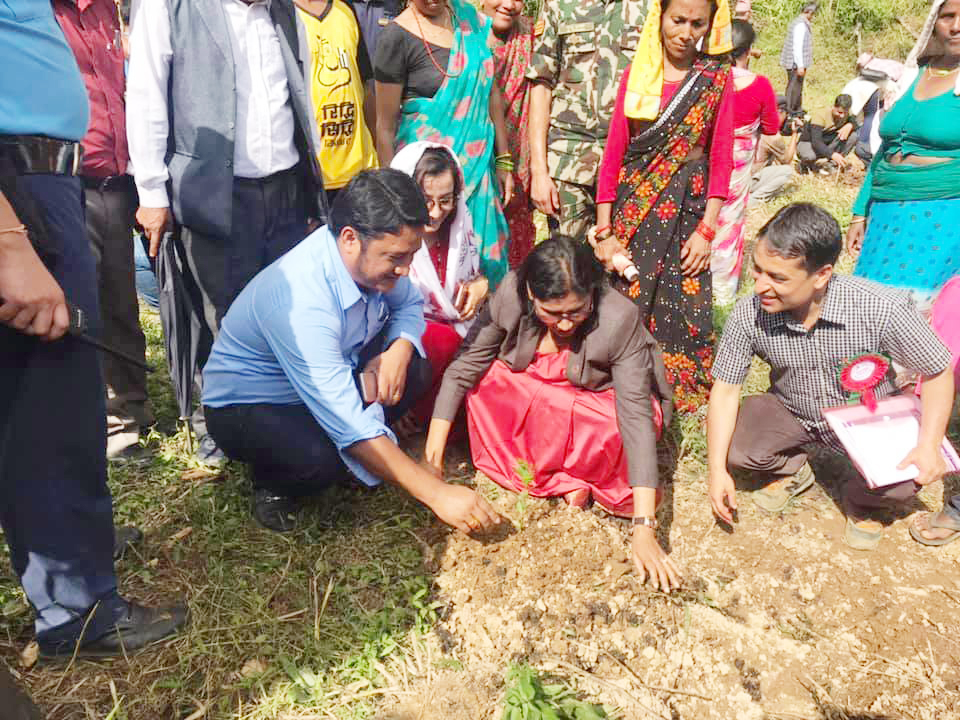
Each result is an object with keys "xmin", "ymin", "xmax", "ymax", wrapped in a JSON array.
[{"xmin": 516, "ymin": 235, "xmax": 605, "ymax": 322}]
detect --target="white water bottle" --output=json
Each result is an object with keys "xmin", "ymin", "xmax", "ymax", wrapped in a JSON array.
[
  {"xmin": 611, "ymin": 252, "xmax": 640, "ymax": 283},
  {"xmin": 588, "ymin": 225, "xmax": 639, "ymax": 282}
]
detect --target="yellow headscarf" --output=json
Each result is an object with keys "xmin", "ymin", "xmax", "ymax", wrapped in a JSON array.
[{"xmin": 624, "ymin": 0, "xmax": 733, "ymax": 120}]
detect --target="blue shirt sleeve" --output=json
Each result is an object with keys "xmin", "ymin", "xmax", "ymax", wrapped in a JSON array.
[
  {"xmin": 383, "ymin": 277, "xmax": 427, "ymax": 357},
  {"xmin": 255, "ymin": 288, "xmax": 393, "ymax": 487}
]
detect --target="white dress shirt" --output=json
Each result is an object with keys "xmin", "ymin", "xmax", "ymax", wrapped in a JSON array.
[
  {"xmin": 792, "ymin": 21, "xmax": 808, "ymax": 70},
  {"xmin": 127, "ymin": 0, "xmax": 300, "ymax": 208}
]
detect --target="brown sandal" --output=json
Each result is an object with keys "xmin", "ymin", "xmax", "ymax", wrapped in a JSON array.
[{"xmin": 909, "ymin": 510, "xmax": 960, "ymax": 547}]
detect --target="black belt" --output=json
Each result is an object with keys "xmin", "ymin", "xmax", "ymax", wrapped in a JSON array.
[
  {"xmin": 0, "ymin": 135, "xmax": 81, "ymax": 176},
  {"xmin": 80, "ymin": 173, "xmax": 135, "ymax": 193},
  {"xmin": 234, "ymin": 163, "xmax": 300, "ymax": 187}
]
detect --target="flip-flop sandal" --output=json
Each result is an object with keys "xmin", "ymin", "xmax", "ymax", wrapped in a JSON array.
[
  {"xmin": 909, "ymin": 511, "xmax": 960, "ymax": 547},
  {"xmin": 844, "ymin": 515, "xmax": 884, "ymax": 550}
]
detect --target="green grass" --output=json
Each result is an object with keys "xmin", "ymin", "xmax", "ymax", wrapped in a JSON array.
[
  {"xmin": 748, "ymin": 0, "xmax": 929, "ymax": 115},
  {"xmin": 2, "ymin": 314, "xmax": 448, "ymax": 719},
  {"xmin": 502, "ymin": 664, "xmax": 612, "ymax": 720}
]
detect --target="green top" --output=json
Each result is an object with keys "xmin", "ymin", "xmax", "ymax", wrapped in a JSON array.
[
  {"xmin": 525, "ymin": 0, "xmax": 646, "ymax": 184},
  {"xmin": 853, "ymin": 68, "xmax": 960, "ymax": 216}
]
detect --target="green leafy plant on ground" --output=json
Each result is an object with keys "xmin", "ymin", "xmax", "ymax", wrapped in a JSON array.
[
  {"xmin": 513, "ymin": 459, "xmax": 536, "ymax": 530},
  {"xmin": 502, "ymin": 664, "xmax": 611, "ymax": 720}
]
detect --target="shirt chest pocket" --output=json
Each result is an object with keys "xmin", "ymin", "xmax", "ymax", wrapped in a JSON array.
[
  {"xmin": 559, "ymin": 24, "xmax": 596, "ymax": 84},
  {"xmin": 619, "ymin": 27, "xmax": 641, "ymax": 58}
]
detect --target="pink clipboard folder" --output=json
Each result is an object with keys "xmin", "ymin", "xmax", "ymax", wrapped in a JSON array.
[{"xmin": 821, "ymin": 394, "xmax": 960, "ymax": 489}]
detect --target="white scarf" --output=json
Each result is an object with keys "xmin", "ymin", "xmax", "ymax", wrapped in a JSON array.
[
  {"xmin": 390, "ymin": 141, "xmax": 480, "ymax": 338},
  {"xmin": 894, "ymin": 0, "xmax": 960, "ymax": 102}
]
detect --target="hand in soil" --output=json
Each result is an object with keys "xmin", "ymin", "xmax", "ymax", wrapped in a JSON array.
[
  {"xmin": 708, "ymin": 469, "xmax": 738, "ymax": 524},
  {"xmin": 430, "ymin": 483, "xmax": 502, "ymax": 534},
  {"xmin": 631, "ymin": 526, "xmax": 682, "ymax": 592}
]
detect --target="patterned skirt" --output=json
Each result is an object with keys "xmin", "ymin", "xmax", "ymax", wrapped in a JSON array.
[
  {"xmin": 615, "ymin": 157, "xmax": 715, "ymax": 414},
  {"xmin": 854, "ymin": 198, "xmax": 960, "ymax": 305}
]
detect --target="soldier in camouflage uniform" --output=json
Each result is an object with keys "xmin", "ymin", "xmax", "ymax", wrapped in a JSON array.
[{"xmin": 526, "ymin": 0, "xmax": 647, "ymax": 240}]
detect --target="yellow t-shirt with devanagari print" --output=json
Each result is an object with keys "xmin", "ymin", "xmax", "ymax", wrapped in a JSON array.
[{"xmin": 298, "ymin": 0, "xmax": 378, "ymax": 189}]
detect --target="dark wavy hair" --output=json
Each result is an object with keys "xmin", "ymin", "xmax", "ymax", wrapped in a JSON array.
[
  {"xmin": 516, "ymin": 235, "xmax": 606, "ymax": 323},
  {"xmin": 329, "ymin": 168, "xmax": 429, "ymax": 245}
]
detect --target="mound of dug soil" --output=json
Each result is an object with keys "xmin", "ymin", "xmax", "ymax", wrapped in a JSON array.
[{"xmin": 380, "ymin": 466, "xmax": 960, "ymax": 720}]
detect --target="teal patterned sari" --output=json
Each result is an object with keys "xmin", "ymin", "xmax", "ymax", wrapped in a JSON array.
[{"xmin": 394, "ymin": 0, "xmax": 509, "ymax": 288}]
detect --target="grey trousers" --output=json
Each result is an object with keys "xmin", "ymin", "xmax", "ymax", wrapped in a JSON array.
[
  {"xmin": 83, "ymin": 181, "xmax": 153, "ymax": 452},
  {"xmin": 785, "ymin": 69, "xmax": 804, "ymax": 113},
  {"xmin": 727, "ymin": 393, "xmax": 920, "ymax": 511},
  {"xmin": 749, "ymin": 165, "xmax": 795, "ymax": 206}
]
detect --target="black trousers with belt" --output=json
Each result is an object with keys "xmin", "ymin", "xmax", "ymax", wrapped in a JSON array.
[
  {"xmin": 82, "ymin": 176, "xmax": 153, "ymax": 434},
  {"xmin": 0, "ymin": 172, "xmax": 127, "ymax": 651}
]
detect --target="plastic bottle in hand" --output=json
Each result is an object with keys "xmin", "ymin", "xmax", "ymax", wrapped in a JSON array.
[
  {"xmin": 588, "ymin": 225, "xmax": 639, "ymax": 282},
  {"xmin": 610, "ymin": 252, "xmax": 640, "ymax": 282}
]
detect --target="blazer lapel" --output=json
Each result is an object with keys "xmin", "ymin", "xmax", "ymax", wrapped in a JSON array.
[
  {"xmin": 196, "ymin": 0, "xmax": 233, "ymax": 62},
  {"xmin": 513, "ymin": 315, "xmax": 540, "ymax": 371}
]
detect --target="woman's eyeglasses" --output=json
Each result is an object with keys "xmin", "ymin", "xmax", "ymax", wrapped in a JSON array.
[
  {"xmin": 425, "ymin": 195, "xmax": 456, "ymax": 212},
  {"xmin": 533, "ymin": 295, "xmax": 594, "ymax": 323}
]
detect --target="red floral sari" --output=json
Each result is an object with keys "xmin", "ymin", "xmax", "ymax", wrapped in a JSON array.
[
  {"xmin": 490, "ymin": 16, "xmax": 536, "ymax": 268},
  {"xmin": 613, "ymin": 58, "xmax": 729, "ymax": 413}
]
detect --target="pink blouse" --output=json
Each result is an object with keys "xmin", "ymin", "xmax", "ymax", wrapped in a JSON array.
[
  {"xmin": 596, "ymin": 65, "xmax": 735, "ymax": 204},
  {"xmin": 733, "ymin": 73, "xmax": 780, "ymax": 133}
]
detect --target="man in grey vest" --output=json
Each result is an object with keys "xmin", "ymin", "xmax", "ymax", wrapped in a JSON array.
[
  {"xmin": 779, "ymin": 2, "xmax": 817, "ymax": 114},
  {"xmin": 127, "ymin": 0, "xmax": 327, "ymax": 463}
]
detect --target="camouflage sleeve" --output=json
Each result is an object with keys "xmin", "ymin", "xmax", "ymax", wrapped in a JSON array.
[{"xmin": 525, "ymin": 0, "xmax": 560, "ymax": 86}]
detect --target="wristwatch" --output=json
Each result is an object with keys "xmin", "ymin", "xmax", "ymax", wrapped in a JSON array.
[{"xmin": 632, "ymin": 516, "xmax": 659, "ymax": 530}]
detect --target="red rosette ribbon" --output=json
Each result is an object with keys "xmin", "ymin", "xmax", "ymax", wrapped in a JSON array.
[{"xmin": 839, "ymin": 353, "xmax": 890, "ymax": 412}]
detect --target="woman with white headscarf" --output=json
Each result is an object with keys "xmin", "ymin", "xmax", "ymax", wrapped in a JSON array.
[
  {"xmin": 391, "ymin": 141, "xmax": 488, "ymax": 428},
  {"xmin": 847, "ymin": 0, "xmax": 960, "ymax": 307}
]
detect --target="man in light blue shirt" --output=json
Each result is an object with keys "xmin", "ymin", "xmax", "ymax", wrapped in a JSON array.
[{"xmin": 203, "ymin": 169, "xmax": 501, "ymax": 534}]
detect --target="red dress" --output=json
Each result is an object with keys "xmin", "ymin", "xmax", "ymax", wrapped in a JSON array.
[
  {"xmin": 412, "ymin": 237, "xmax": 464, "ymax": 425},
  {"xmin": 465, "ymin": 350, "xmax": 662, "ymax": 516}
]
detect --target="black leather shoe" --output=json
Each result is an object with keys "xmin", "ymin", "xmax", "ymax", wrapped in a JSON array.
[
  {"xmin": 40, "ymin": 601, "xmax": 188, "ymax": 659},
  {"xmin": 113, "ymin": 526, "xmax": 143, "ymax": 560},
  {"xmin": 253, "ymin": 489, "xmax": 301, "ymax": 533}
]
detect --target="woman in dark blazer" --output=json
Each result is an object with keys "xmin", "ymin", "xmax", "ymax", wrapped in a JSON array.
[{"xmin": 425, "ymin": 236, "xmax": 680, "ymax": 591}]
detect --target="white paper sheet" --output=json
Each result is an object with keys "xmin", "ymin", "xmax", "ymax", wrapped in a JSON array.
[{"xmin": 845, "ymin": 414, "xmax": 921, "ymax": 485}]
